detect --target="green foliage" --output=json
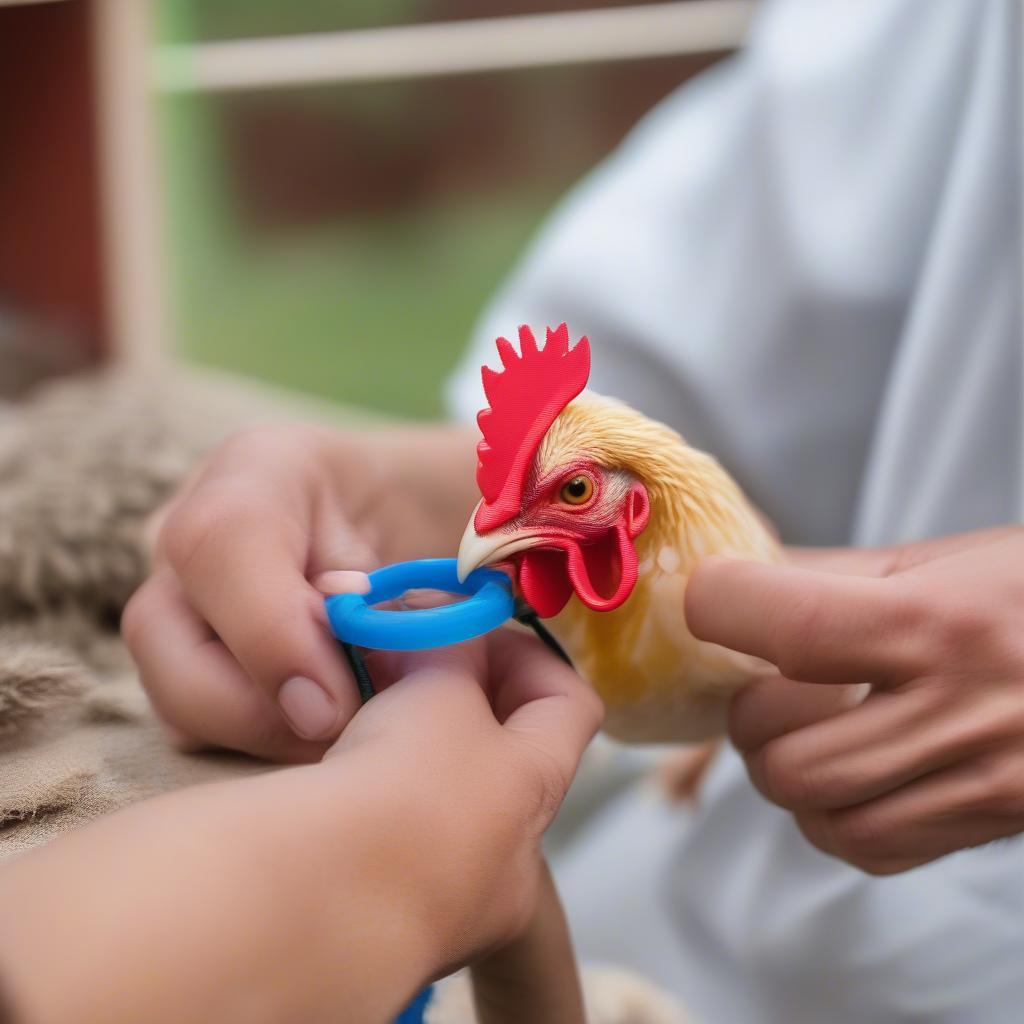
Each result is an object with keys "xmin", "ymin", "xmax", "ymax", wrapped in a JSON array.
[
  {"xmin": 156, "ymin": 0, "xmax": 428, "ymax": 43},
  {"xmin": 173, "ymin": 192, "xmax": 556, "ymax": 418},
  {"xmin": 154, "ymin": 1, "xmax": 571, "ymax": 418}
]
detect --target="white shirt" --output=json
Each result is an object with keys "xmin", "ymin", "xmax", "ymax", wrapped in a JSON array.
[{"xmin": 448, "ymin": 1, "xmax": 1024, "ymax": 1020}]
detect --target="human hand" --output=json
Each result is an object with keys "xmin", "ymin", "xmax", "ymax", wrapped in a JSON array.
[
  {"xmin": 124, "ymin": 421, "xmax": 480, "ymax": 761},
  {"xmin": 0, "ymin": 628, "xmax": 600, "ymax": 1024},
  {"xmin": 123, "ymin": 424, "xmax": 400, "ymax": 761},
  {"xmin": 685, "ymin": 526, "xmax": 1024, "ymax": 874},
  {"xmin": 326, "ymin": 628, "xmax": 603, "ymax": 968}
]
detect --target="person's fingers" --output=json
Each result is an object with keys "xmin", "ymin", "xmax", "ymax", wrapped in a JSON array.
[
  {"xmin": 729, "ymin": 675, "xmax": 868, "ymax": 752},
  {"xmin": 363, "ymin": 635, "xmax": 491, "ymax": 721},
  {"xmin": 794, "ymin": 749, "xmax": 1024, "ymax": 874},
  {"xmin": 685, "ymin": 557, "xmax": 933, "ymax": 685},
  {"xmin": 784, "ymin": 526, "xmax": 1024, "ymax": 579},
  {"xmin": 308, "ymin": 501, "xmax": 379, "ymax": 578},
  {"xmin": 143, "ymin": 454, "xmax": 213, "ymax": 559},
  {"xmin": 740, "ymin": 680, "xmax": 1018, "ymax": 812},
  {"xmin": 365, "ymin": 630, "xmax": 600, "ymax": 797},
  {"xmin": 335, "ymin": 629, "xmax": 599, "ymax": 819},
  {"xmin": 784, "ymin": 546, "xmax": 903, "ymax": 577},
  {"xmin": 327, "ymin": 637, "xmax": 495, "ymax": 764},
  {"xmin": 123, "ymin": 571, "xmax": 326, "ymax": 762},
  {"xmin": 160, "ymin": 484, "xmax": 363, "ymax": 741},
  {"xmin": 487, "ymin": 630, "xmax": 604, "ymax": 797},
  {"xmin": 904, "ymin": 525, "xmax": 1024, "ymax": 574},
  {"xmin": 312, "ymin": 570, "xmax": 371, "ymax": 595}
]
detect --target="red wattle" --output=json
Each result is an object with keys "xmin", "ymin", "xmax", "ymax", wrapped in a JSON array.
[
  {"xmin": 565, "ymin": 522, "xmax": 638, "ymax": 613},
  {"xmin": 519, "ymin": 548, "xmax": 574, "ymax": 618},
  {"xmin": 515, "ymin": 483, "xmax": 650, "ymax": 617}
]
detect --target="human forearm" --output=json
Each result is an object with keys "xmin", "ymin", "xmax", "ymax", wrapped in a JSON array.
[
  {"xmin": 0, "ymin": 765, "xmax": 436, "ymax": 1024},
  {"xmin": 2, "ymin": 633, "xmax": 601, "ymax": 1020},
  {"xmin": 470, "ymin": 861, "xmax": 585, "ymax": 1024}
]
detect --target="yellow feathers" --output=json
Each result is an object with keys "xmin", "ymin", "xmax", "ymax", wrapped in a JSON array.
[{"xmin": 540, "ymin": 392, "xmax": 781, "ymax": 742}]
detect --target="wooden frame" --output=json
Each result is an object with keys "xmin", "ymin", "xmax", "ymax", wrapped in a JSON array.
[{"xmin": 0, "ymin": 1, "xmax": 753, "ymax": 367}]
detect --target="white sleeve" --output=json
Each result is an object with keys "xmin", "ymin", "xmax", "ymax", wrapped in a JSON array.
[{"xmin": 447, "ymin": 0, "xmax": 989, "ymax": 545}]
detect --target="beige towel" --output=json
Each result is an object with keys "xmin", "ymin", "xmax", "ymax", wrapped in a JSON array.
[{"xmin": 0, "ymin": 368, "xmax": 300, "ymax": 861}]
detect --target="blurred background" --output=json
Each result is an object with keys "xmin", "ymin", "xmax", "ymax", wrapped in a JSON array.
[{"xmin": 0, "ymin": 0, "xmax": 754, "ymax": 416}]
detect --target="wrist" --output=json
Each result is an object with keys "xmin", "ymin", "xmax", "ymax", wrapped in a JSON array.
[
  {"xmin": 0, "ymin": 766, "xmax": 438, "ymax": 1024},
  {"xmin": 267, "ymin": 762, "xmax": 448, "ymax": 1002},
  {"xmin": 318, "ymin": 739, "xmax": 538, "ymax": 967}
]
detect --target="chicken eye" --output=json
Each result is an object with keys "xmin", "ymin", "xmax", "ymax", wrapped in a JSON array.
[{"xmin": 559, "ymin": 475, "xmax": 594, "ymax": 505}]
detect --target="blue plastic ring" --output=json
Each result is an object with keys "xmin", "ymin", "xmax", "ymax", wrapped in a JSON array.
[{"xmin": 325, "ymin": 558, "xmax": 514, "ymax": 651}]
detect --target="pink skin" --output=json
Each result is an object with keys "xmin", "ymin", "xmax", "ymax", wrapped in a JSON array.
[{"xmin": 485, "ymin": 459, "xmax": 650, "ymax": 618}]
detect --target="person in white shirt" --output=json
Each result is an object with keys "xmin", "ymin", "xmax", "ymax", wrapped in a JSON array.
[{"xmin": 448, "ymin": 1, "xmax": 1024, "ymax": 1019}]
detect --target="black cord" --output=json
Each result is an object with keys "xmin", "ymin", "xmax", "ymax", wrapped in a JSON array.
[
  {"xmin": 514, "ymin": 601, "xmax": 575, "ymax": 668},
  {"xmin": 340, "ymin": 640, "xmax": 377, "ymax": 704}
]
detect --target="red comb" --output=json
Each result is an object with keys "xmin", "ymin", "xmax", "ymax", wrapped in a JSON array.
[{"xmin": 474, "ymin": 324, "xmax": 590, "ymax": 532}]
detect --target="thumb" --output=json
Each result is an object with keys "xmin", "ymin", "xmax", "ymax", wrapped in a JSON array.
[
  {"xmin": 489, "ymin": 631, "xmax": 603, "ymax": 797},
  {"xmin": 327, "ymin": 637, "xmax": 493, "ymax": 759}
]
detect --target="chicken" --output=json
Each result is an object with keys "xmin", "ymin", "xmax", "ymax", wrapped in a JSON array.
[{"xmin": 456, "ymin": 324, "xmax": 781, "ymax": 743}]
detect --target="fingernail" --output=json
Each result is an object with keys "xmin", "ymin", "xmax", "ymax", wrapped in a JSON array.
[
  {"xmin": 279, "ymin": 676, "xmax": 339, "ymax": 740},
  {"xmin": 313, "ymin": 570, "xmax": 372, "ymax": 595}
]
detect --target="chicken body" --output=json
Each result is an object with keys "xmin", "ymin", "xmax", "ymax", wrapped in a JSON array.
[
  {"xmin": 543, "ymin": 394, "xmax": 779, "ymax": 741},
  {"xmin": 476, "ymin": 391, "xmax": 780, "ymax": 742},
  {"xmin": 458, "ymin": 328, "xmax": 781, "ymax": 743}
]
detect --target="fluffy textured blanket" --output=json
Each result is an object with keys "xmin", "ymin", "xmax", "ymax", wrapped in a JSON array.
[
  {"xmin": 0, "ymin": 367, "xmax": 689, "ymax": 1024},
  {"xmin": 0, "ymin": 369, "xmax": 276, "ymax": 859}
]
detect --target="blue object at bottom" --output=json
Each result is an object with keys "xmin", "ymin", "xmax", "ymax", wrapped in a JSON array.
[{"xmin": 395, "ymin": 984, "xmax": 434, "ymax": 1023}]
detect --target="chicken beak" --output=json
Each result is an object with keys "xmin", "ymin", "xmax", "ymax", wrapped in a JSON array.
[
  {"xmin": 456, "ymin": 522, "xmax": 500, "ymax": 584},
  {"xmin": 456, "ymin": 504, "xmax": 548, "ymax": 583}
]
